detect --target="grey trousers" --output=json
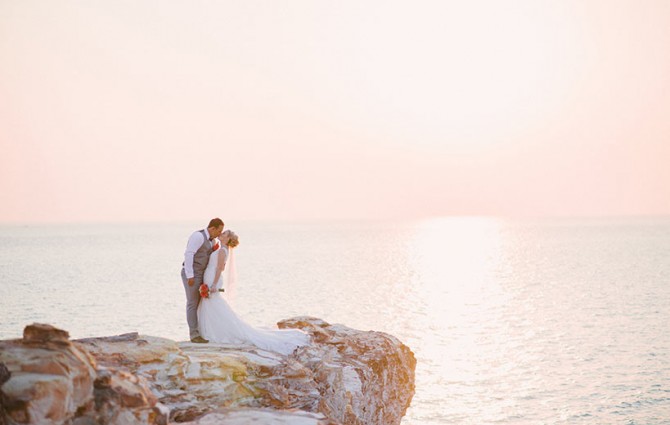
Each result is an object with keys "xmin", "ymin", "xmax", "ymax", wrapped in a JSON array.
[{"xmin": 181, "ymin": 268, "xmax": 201, "ymax": 339}]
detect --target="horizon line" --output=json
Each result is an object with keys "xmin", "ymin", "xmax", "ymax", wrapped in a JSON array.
[{"xmin": 1, "ymin": 213, "xmax": 670, "ymax": 227}]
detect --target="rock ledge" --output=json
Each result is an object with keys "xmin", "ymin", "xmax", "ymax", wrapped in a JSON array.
[{"xmin": 0, "ymin": 318, "xmax": 415, "ymax": 425}]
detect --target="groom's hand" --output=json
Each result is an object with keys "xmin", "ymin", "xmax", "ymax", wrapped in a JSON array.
[{"xmin": 188, "ymin": 278, "xmax": 194, "ymax": 287}]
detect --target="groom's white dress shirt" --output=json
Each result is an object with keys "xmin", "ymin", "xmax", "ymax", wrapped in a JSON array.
[{"xmin": 183, "ymin": 230, "xmax": 213, "ymax": 279}]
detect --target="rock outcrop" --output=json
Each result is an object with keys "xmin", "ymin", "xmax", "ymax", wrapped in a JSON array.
[
  {"xmin": 0, "ymin": 318, "xmax": 415, "ymax": 425},
  {"xmin": 0, "ymin": 324, "xmax": 166, "ymax": 425}
]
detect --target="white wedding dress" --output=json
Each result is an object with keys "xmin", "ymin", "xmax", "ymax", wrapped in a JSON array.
[{"xmin": 197, "ymin": 246, "xmax": 310, "ymax": 355}]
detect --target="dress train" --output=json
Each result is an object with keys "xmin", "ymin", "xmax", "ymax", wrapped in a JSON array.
[{"xmin": 197, "ymin": 247, "xmax": 310, "ymax": 355}]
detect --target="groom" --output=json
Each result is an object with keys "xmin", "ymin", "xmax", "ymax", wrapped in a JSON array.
[{"xmin": 181, "ymin": 218, "xmax": 224, "ymax": 343}]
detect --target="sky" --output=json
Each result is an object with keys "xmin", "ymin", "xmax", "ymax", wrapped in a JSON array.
[{"xmin": 1, "ymin": 0, "xmax": 669, "ymax": 223}]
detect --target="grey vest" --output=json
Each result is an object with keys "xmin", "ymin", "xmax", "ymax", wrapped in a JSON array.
[{"xmin": 192, "ymin": 230, "xmax": 213, "ymax": 284}]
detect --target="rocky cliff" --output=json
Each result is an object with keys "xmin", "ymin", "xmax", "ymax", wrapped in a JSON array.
[{"xmin": 0, "ymin": 317, "xmax": 415, "ymax": 425}]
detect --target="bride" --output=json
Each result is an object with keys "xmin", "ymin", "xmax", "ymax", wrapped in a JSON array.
[{"xmin": 197, "ymin": 230, "xmax": 310, "ymax": 355}]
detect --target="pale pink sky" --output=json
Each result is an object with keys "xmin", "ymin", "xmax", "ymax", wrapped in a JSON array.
[{"xmin": 1, "ymin": 1, "xmax": 669, "ymax": 223}]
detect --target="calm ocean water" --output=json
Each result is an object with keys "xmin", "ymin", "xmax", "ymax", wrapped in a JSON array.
[{"xmin": 1, "ymin": 217, "xmax": 670, "ymax": 424}]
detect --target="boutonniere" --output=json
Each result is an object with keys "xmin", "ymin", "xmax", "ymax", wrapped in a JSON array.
[{"xmin": 212, "ymin": 242, "xmax": 220, "ymax": 252}]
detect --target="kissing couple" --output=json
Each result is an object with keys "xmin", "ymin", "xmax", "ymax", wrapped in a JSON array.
[{"xmin": 180, "ymin": 218, "xmax": 310, "ymax": 355}]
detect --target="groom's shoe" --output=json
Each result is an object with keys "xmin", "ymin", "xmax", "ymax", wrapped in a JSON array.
[{"xmin": 191, "ymin": 336, "xmax": 209, "ymax": 343}]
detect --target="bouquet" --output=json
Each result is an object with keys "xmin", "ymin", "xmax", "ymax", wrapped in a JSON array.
[{"xmin": 199, "ymin": 283, "xmax": 210, "ymax": 298}]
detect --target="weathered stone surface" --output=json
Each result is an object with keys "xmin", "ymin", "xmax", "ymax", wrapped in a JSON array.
[
  {"xmin": 75, "ymin": 331, "xmax": 325, "ymax": 422},
  {"xmin": 1, "ymin": 318, "xmax": 415, "ymax": 425},
  {"xmin": 0, "ymin": 363, "xmax": 11, "ymax": 425},
  {"xmin": 279, "ymin": 317, "xmax": 416, "ymax": 425},
  {"xmin": 93, "ymin": 368, "xmax": 168, "ymax": 425},
  {"xmin": 22, "ymin": 324, "xmax": 70, "ymax": 345},
  {"xmin": 0, "ymin": 324, "xmax": 96, "ymax": 424},
  {"xmin": 0, "ymin": 324, "xmax": 168, "ymax": 425},
  {"xmin": 180, "ymin": 408, "xmax": 339, "ymax": 425}
]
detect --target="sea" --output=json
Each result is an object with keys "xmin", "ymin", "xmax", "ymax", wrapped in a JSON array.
[{"xmin": 1, "ymin": 217, "xmax": 670, "ymax": 424}]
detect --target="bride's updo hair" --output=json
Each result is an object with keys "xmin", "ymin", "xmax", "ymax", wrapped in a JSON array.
[{"xmin": 222, "ymin": 230, "xmax": 239, "ymax": 248}]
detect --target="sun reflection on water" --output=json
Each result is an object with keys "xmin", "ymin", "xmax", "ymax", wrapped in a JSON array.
[{"xmin": 405, "ymin": 217, "xmax": 514, "ymax": 422}]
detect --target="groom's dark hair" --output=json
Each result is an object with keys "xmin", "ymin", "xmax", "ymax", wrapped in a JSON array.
[{"xmin": 208, "ymin": 218, "xmax": 224, "ymax": 229}]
